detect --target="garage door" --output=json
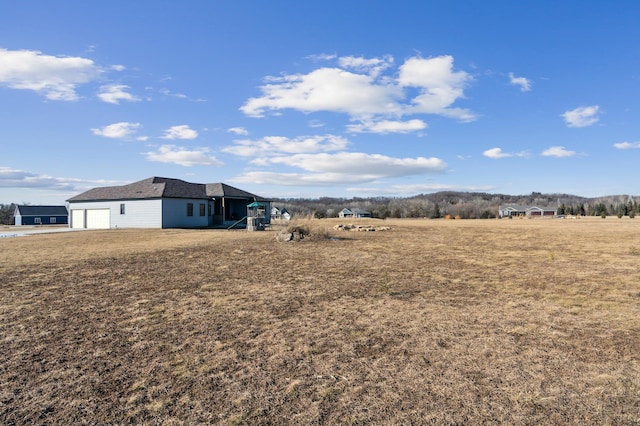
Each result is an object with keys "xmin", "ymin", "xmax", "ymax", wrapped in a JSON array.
[
  {"xmin": 86, "ymin": 209, "xmax": 110, "ymax": 229},
  {"xmin": 71, "ymin": 209, "xmax": 85, "ymax": 229}
]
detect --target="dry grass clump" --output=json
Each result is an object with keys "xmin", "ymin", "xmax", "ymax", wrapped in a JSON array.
[
  {"xmin": 277, "ymin": 214, "xmax": 334, "ymax": 241},
  {"xmin": 1, "ymin": 218, "xmax": 640, "ymax": 424}
]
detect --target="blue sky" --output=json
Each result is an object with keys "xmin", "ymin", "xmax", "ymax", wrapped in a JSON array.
[{"xmin": 1, "ymin": 1, "xmax": 639, "ymax": 204}]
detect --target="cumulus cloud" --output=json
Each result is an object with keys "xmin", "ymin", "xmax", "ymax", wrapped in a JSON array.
[
  {"xmin": 91, "ymin": 122, "xmax": 141, "ymax": 139},
  {"xmin": 397, "ymin": 56, "xmax": 474, "ymax": 121},
  {"xmin": 97, "ymin": 84, "xmax": 140, "ymax": 104},
  {"xmin": 0, "ymin": 48, "xmax": 102, "ymax": 101},
  {"xmin": 562, "ymin": 105, "xmax": 600, "ymax": 128},
  {"xmin": 483, "ymin": 147, "xmax": 529, "ymax": 159},
  {"xmin": 613, "ymin": 141, "xmax": 640, "ymax": 149},
  {"xmin": 338, "ymin": 55, "xmax": 394, "ymax": 77},
  {"xmin": 223, "ymin": 134, "xmax": 349, "ymax": 157},
  {"xmin": 227, "ymin": 127, "xmax": 249, "ymax": 136},
  {"xmin": 252, "ymin": 152, "xmax": 447, "ymax": 176},
  {"xmin": 161, "ymin": 125, "xmax": 198, "ymax": 140},
  {"xmin": 232, "ymin": 171, "xmax": 371, "ymax": 186},
  {"xmin": 508, "ymin": 72, "xmax": 532, "ymax": 92},
  {"xmin": 541, "ymin": 146, "xmax": 576, "ymax": 157},
  {"xmin": 144, "ymin": 145, "xmax": 222, "ymax": 166},
  {"xmin": 346, "ymin": 119, "xmax": 427, "ymax": 134},
  {"xmin": 240, "ymin": 54, "xmax": 475, "ymax": 123}
]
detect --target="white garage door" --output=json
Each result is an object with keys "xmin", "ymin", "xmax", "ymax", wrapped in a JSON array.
[
  {"xmin": 86, "ymin": 209, "xmax": 110, "ymax": 229},
  {"xmin": 71, "ymin": 209, "xmax": 85, "ymax": 229}
]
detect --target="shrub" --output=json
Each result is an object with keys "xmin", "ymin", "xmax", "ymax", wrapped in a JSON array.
[{"xmin": 280, "ymin": 215, "xmax": 333, "ymax": 241}]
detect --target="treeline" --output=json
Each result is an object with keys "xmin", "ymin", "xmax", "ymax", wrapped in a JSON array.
[
  {"xmin": 0, "ymin": 204, "xmax": 16, "ymax": 225},
  {"xmin": 273, "ymin": 192, "xmax": 640, "ymax": 220}
]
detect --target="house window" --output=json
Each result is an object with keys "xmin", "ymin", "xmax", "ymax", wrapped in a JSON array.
[
  {"xmin": 187, "ymin": 203, "xmax": 194, "ymax": 216},
  {"xmin": 34, "ymin": 217, "xmax": 42, "ymax": 224},
  {"xmin": 120, "ymin": 203, "xmax": 125, "ymax": 215},
  {"xmin": 199, "ymin": 203, "xmax": 206, "ymax": 216},
  {"xmin": 50, "ymin": 217, "xmax": 57, "ymax": 224}
]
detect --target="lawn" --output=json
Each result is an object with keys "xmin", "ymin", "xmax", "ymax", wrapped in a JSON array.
[{"xmin": 1, "ymin": 218, "xmax": 639, "ymax": 424}]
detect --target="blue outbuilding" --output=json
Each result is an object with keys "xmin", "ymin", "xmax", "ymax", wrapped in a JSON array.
[{"xmin": 13, "ymin": 205, "xmax": 69, "ymax": 226}]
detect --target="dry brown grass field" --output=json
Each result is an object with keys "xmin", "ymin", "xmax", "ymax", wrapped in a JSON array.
[{"xmin": 1, "ymin": 217, "xmax": 639, "ymax": 424}]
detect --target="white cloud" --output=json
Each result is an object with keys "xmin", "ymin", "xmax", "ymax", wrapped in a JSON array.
[
  {"xmin": 223, "ymin": 134, "xmax": 349, "ymax": 157},
  {"xmin": 338, "ymin": 55, "xmax": 394, "ymax": 77},
  {"xmin": 0, "ymin": 166, "xmax": 121, "ymax": 192},
  {"xmin": 240, "ymin": 54, "xmax": 475, "ymax": 123},
  {"xmin": 241, "ymin": 67, "xmax": 402, "ymax": 118},
  {"xmin": 562, "ymin": 105, "xmax": 600, "ymax": 128},
  {"xmin": 233, "ymin": 152, "xmax": 447, "ymax": 186},
  {"xmin": 227, "ymin": 127, "xmax": 249, "ymax": 136},
  {"xmin": 0, "ymin": 48, "xmax": 102, "ymax": 101},
  {"xmin": 91, "ymin": 122, "xmax": 141, "ymax": 139},
  {"xmin": 541, "ymin": 146, "xmax": 576, "ymax": 157},
  {"xmin": 161, "ymin": 125, "xmax": 198, "ymax": 140},
  {"xmin": 253, "ymin": 152, "xmax": 447, "ymax": 176},
  {"xmin": 346, "ymin": 119, "xmax": 427, "ymax": 134},
  {"xmin": 144, "ymin": 145, "xmax": 223, "ymax": 166},
  {"xmin": 508, "ymin": 72, "xmax": 532, "ymax": 92},
  {"xmin": 232, "ymin": 171, "xmax": 371, "ymax": 186},
  {"xmin": 613, "ymin": 141, "xmax": 640, "ymax": 149},
  {"xmin": 483, "ymin": 147, "xmax": 529, "ymax": 159},
  {"xmin": 398, "ymin": 56, "xmax": 475, "ymax": 121},
  {"xmin": 111, "ymin": 64, "xmax": 126, "ymax": 72},
  {"xmin": 97, "ymin": 84, "xmax": 140, "ymax": 104},
  {"xmin": 483, "ymin": 147, "xmax": 512, "ymax": 159}
]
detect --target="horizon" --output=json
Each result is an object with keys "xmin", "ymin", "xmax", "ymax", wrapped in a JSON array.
[{"xmin": 2, "ymin": 2, "xmax": 639, "ymax": 204}]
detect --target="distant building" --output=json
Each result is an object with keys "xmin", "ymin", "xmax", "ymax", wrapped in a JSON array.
[
  {"xmin": 271, "ymin": 206, "xmax": 291, "ymax": 221},
  {"xmin": 499, "ymin": 205, "xmax": 556, "ymax": 218},
  {"xmin": 338, "ymin": 207, "xmax": 372, "ymax": 218},
  {"xmin": 13, "ymin": 205, "xmax": 69, "ymax": 226}
]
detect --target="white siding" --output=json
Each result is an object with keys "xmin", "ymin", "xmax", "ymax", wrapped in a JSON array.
[
  {"xmin": 69, "ymin": 200, "xmax": 163, "ymax": 228},
  {"xmin": 112, "ymin": 199, "xmax": 163, "ymax": 228}
]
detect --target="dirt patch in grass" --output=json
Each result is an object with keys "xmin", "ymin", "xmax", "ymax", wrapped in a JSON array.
[{"xmin": 1, "ymin": 219, "xmax": 639, "ymax": 424}]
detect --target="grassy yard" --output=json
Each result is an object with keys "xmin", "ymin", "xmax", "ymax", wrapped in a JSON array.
[{"xmin": 1, "ymin": 217, "xmax": 639, "ymax": 424}]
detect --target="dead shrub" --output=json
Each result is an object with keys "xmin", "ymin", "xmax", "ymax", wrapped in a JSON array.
[{"xmin": 277, "ymin": 215, "xmax": 333, "ymax": 242}]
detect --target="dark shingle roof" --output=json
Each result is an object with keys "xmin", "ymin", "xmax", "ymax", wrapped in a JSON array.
[
  {"xmin": 67, "ymin": 177, "xmax": 267, "ymax": 202},
  {"xmin": 15, "ymin": 205, "xmax": 68, "ymax": 216}
]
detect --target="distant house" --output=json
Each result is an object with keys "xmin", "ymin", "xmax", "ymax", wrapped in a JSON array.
[
  {"xmin": 13, "ymin": 205, "xmax": 69, "ymax": 226},
  {"xmin": 67, "ymin": 176, "xmax": 270, "ymax": 229},
  {"xmin": 338, "ymin": 207, "xmax": 372, "ymax": 218},
  {"xmin": 499, "ymin": 205, "xmax": 556, "ymax": 218},
  {"xmin": 271, "ymin": 206, "xmax": 291, "ymax": 221}
]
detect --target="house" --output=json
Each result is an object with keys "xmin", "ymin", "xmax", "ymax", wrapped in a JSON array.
[
  {"xmin": 13, "ymin": 205, "xmax": 69, "ymax": 226},
  {"xmin": 271, "ymin": 206, "xmax": 291, "ymax": 221},
  {"xmin": 67, "ymin": 176, "xmax": 270, "ymax": 229},
  {"xmin": 499, "ymin": 205, "xmax": 556, "ymax": 218},
  {"xmin": 338, "ymin": 207, "xmax": 372, "ymax": 218}
]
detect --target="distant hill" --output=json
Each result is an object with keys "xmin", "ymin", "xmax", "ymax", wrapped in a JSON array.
[{"xmin": 271, "ymin": 192, "xmax": 639, "ymax": 219}]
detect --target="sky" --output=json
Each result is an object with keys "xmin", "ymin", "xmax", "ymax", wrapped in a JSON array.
[{"xmin": 1, "ymin": 1, "xmax": 639, "ymax": 205}]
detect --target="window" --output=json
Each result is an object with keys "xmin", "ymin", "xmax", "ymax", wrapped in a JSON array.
[
  {"xmin": 199, "ymin": 203, "xmax": 206, "ymax": 216},
  {"xmin": 187, "ymin": 203, "xmax": 194, "ymax": 216},
  {"xmin": 50, "ymin": 217, "xmax": 57, "ymax": 224},
  {"xmin": 34, "ymin": 217, "xmax": 42, "ymax": 224},
  {"xmin": 120, "ymin": 203, "xmax": 125, "ymax": 215}
]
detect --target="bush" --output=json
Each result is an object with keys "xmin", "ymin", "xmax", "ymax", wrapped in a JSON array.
[{"xmin": 279, "ymin": 215, "xmax": 333, "ymax": 241}]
